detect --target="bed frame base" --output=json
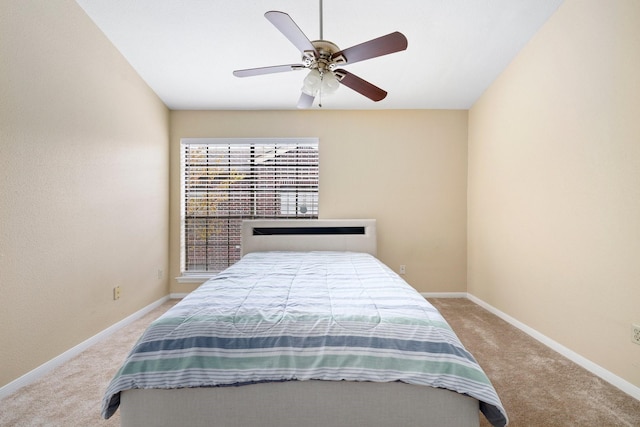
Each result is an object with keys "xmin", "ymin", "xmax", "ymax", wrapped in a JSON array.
[{"xmin": 121, "ymin": 380, "xmax": 479, "ymax": 427}]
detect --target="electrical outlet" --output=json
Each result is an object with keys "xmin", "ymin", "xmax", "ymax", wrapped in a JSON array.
[
  {"xmin": 399, "ymin": 265, "xmax": 406, "ymax": 275},
  {"xmin": 113, "ymin": 286, "xmax": 121, "ymax": 300},
  {"xmin": 632, "ymin": 324, "xmax": 640, "ymax": 345}
]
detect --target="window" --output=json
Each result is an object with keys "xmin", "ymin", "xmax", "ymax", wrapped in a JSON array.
[{"xmin": 180, "ymin": 138, "xmax": 319, "ymax": 274}]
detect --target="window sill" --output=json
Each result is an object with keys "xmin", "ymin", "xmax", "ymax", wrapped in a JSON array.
[{"xmin": 176, "ymin": 273, "xmax": 217, "ymax": 284}]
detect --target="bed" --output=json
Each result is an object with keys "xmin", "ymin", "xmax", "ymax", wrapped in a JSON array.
[{"xmin": 102, "ymin": 219, "xmax": 508, "ymax": 427}]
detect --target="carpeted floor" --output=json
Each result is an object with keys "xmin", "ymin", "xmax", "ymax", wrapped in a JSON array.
[
  {"xmin": 429, "ymin": 298, "xmax": 640, "ymax": 427},
  {"xmin": 0, "ymin": 298, "xmax": 638, "ymax": 426}
]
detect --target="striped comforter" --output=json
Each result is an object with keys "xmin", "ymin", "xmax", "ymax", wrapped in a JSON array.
[{"xmin": 102, "ymin": 251, "xmax": 508, "ymax": 426}]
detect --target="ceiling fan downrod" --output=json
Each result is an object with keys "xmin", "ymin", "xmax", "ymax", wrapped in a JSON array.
[{"xmin": 319, "ymin": 0, "xmax": 323, "ymax": 40}]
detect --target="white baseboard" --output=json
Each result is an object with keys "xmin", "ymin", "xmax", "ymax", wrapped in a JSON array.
[
  {"xmin": 421, "ymin": 292, "xmax": 468, "ymax": 299},
  {"xmin": 0, "ymin": 295, "xmax": 170, "ymax": 400},
  {"xmin": 169, "ymin": 293, "xmax": 189, "ymax": 299},
  {"xmin": 466, "ymin": 293, "xmax": 640, "ymax": 401}
]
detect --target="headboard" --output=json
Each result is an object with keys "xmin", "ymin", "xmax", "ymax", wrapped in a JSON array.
[{"xmin": 241, "ymin": 219, "xmax": 377, "ymax": 256}]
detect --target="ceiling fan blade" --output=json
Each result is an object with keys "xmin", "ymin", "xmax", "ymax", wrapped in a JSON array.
[
  {"xmin": 334, "ymin": 69, "xmax": 387, "ymax": 102},
  {"xmin": 233, "ymin": 64, "xmax": 306, "ymax": 77},
  {"xmin": 297, "ymin": 92, "xmax": 315, "ymax": 109},
  {"xmin": 330, "ymin": 31, "xmax": 408, "ymax": 65},
  {"xmin": 265, "ymin": 11, "xmax": 318, "ymax": 58}
]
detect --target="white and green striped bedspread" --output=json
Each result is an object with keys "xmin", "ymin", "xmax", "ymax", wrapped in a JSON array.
[{"xmin": 102, "ymin": 251, "xmax": 507, "ymax": 426}]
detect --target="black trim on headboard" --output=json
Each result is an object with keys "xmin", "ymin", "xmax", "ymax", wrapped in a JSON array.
[{"xmin": 252, "ymin": 226, "xmax": 366, "ymax": 236}]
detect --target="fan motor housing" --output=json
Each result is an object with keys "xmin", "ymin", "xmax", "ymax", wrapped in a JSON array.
[
  {"xmin": 311, "ymin": 40, "xmax": 339, "ymax": 55},
  {"xmin": 305, "ymin": 40, "xmax": 344, "ymax": 72}
]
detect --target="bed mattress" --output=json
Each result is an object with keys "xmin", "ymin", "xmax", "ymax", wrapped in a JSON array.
[{"xmin": 102, "ymin": 251, "xmax": 507, "ymax": 426}]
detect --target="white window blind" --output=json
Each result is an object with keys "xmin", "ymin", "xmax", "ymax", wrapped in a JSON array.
[{"xmin": 180, "ymin": 138, "xmax": 319, "ymax": 273}]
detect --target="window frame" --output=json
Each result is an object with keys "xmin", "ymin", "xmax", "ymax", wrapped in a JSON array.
[{"xmin": 179, "ymin": 137, "xmax": 319, "ymax": 280}]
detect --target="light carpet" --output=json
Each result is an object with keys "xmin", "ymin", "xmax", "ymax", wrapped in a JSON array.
[{"xmin": 429, "ymin": 298, "xmax": 640, "ymax": 427}]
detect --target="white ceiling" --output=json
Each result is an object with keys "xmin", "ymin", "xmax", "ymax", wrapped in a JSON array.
[{"xmin": 75, "ymin": 0, "xmax": 564, "ymax": 110}]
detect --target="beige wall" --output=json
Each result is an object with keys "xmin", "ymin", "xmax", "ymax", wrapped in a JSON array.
[
  {"xmin": 5, "ymin": 0, "xmax": 635, "ymax": 400},
  {"xmin": 170, "ymin": 110, "xmax": 468, "ymax": 295},
  {"xmin": 468, "ymin": 0, "xmax": 640, "ymax": 388},
  {"xmin": 0, "ymin": 0, "xmax": 170, "ymax": 387}
]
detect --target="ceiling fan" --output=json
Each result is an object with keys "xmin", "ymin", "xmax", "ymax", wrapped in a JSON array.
[{"xmin": 232, "ymin": 0, "xmax": 408, "ymax": 108}]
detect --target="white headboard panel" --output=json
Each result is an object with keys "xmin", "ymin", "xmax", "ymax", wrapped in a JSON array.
[{"xmin": 241, "ymin": 219, "xmax": 377, "ymax": 257}]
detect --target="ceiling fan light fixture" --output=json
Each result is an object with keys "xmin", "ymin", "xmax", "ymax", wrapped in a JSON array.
[
  {"xmin": 321, "ymin": 71, "xmax": 339, "ymax": 94},
  {"xmin": 301, "ymin": 69, "xmax": 321, "ymax": 95},
  {"xmin": 302, "ymin": 69, "xmax": 339, "ymax": 97}
]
